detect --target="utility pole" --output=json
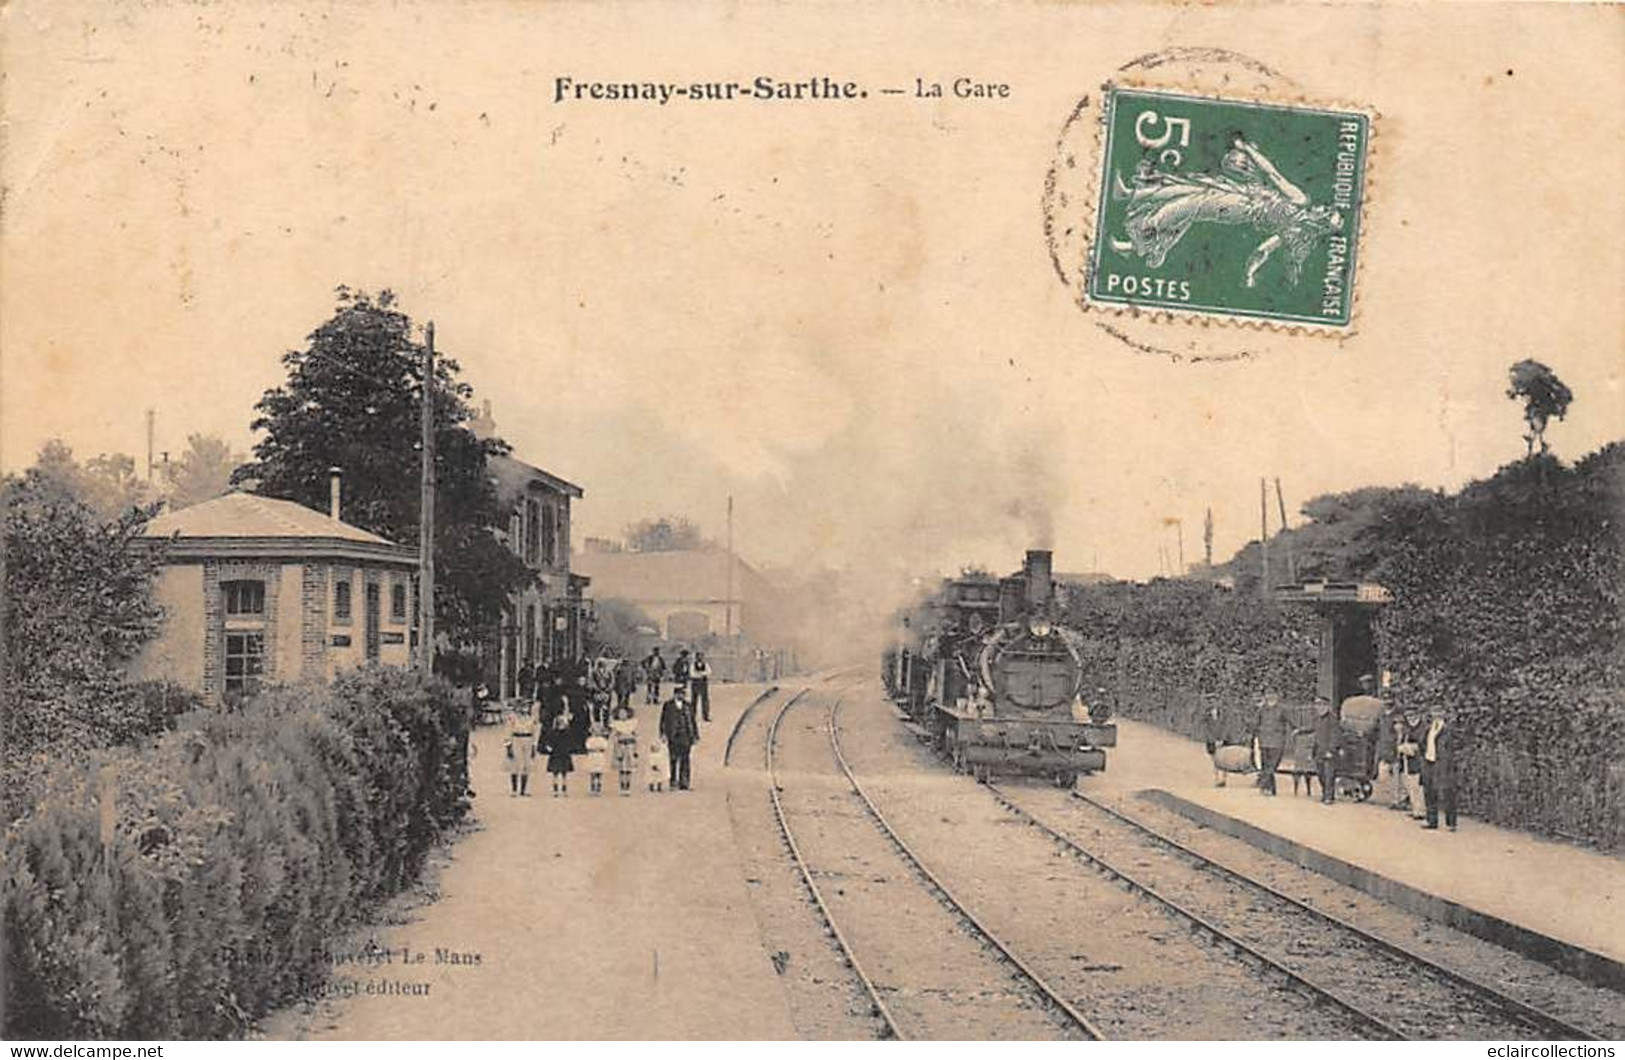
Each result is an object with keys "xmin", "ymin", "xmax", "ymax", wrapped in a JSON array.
[
  {"xmin": 145, "ymin": 409, "xmax": 155, "ymax": 481},
  {"xmin": 1275, "ymin": 477, "xmax": 1297, "ymax": 583},
  {"xmin": 418, "ymin": 322, "xmax": 436, "ymax": 673},
  {"xmin": 1175, "ymin": 519, "xmax": 1185, "ymax": 575},
  {"xmin": 725, "ymin": 495, "xmax": 735, "ymax": 639},
  {"xmin": 1203, "ymin": 506, "xmax": 1214, "ymax": 568},
  {"xmin": 1259, "ymin": 477, "xmax": 1270, "ymax": 597}
]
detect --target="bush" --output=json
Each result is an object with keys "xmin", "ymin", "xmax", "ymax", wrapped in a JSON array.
[{"xmin": 1, "ymin": 666, "xmax": 469, "ymax": 1039}]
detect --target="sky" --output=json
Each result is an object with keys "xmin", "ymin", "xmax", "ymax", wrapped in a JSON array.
[{"xmin": 4, "ymin": 1, "xmax": 1621, "ymax": 602}]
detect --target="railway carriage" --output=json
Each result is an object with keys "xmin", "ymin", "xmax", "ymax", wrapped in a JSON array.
[{"xmin": 884, "ymin": 550, "xmax": 1116, "ymax": 785}]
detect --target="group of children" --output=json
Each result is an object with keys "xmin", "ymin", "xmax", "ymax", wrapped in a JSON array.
[{"xmin": 504, "ymin": 701, "xmax": 671, "ymax": 797}]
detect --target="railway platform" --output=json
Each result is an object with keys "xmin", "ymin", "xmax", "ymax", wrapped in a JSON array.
[
  {"xmin": 260, "ymin": 682, "xmax": 796, "ymax": 1041},
  {"xmin": 1085, "ymin": 718, "xmax": 1624, "ymax": 991}
]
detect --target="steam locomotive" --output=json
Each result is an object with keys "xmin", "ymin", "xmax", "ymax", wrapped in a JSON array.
[{"xmin": 882, "ymin": 550, "xmax": 1116, "ymax": 785}]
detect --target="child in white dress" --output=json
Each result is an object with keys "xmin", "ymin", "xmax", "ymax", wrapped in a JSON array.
[
  {"xmin": 609, "ymin": 703, "xmax": 639, "ymax": 796},
  {"xmin": 646, "ymin": 737, "xmax": 670, "ymax": 793},
  {"xmin": 582, "ymin": 726, "xmax": 610, "ymax": 796}
]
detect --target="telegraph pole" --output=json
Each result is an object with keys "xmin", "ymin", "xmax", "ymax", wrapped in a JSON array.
[
  {"xmin": 145, "ymin": 409, "xmax": 156, "ymax": 481},
  {"xmin": 418, "ymin": 323, "xmax": 437, "ymax": 672},
  {"xmin": 725, "ymin": 494, "xmax": 735, "ymax": 639},
  {"xmin": 1259, "ymin": 477, "xmax": 1270, "ymax": 597},
  {"xmin": 1275, "ymin": 477, "xmax": 1297, "ymax": 583}
]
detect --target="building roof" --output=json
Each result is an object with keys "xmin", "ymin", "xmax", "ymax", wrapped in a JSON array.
[
  {"xmin": 144, "ymin": 492, "xmax": 416, "ymax": 565},
  {"xmin": 489, "ymin": 452, "xmax": 584, "ymax": 501},
  {"xmin": 572, "ymin": 547, "xmax": 775, "ymax": 606}
]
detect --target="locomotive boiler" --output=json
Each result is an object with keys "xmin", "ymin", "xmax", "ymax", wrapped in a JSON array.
[{"xmin": 884, "ymin": 550, "xmax": 1116, "ymax": 785}]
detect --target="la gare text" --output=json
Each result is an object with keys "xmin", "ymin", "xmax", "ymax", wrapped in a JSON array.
[{"xmin": 553, "ymin": 76, "xmax": 1011, "ymax": 105}]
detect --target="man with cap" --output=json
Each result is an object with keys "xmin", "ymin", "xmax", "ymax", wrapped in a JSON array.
[
  {"xmin": 1396, "ymin": 704, "xmax": 1429, "ymax": 820},
  {"xmin": 1420, "ymin": 709, "xmax": 1459, "ymax": 831},
  {"xmin": 1311, "ymin": 694, "xmax": 1341, "ymax": 804},
  {"xmin": 690, "ymin": 650, "xmax": 714, "ymax": 723},
  {"xmin": 642, "ymin": 646, "xmax": 667, "ymax": 705},
  {"xmin": 1254, "ymin": 691, "xmax": 1290, "ymax": 796},
  {"xmin": 659, "ymin": 683, "xmax": 700, "ymax": 791}
]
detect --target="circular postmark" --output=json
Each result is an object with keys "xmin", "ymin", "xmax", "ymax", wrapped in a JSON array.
[{"xmin": 1044, "ymin": 49, "xmax": 1375, "ymax": 361}]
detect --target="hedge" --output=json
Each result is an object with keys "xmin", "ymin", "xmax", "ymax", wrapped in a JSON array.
[
  {"xmin": 1, "ymin": 667, "xmax": 470, "ymax": 1039},
  {"xmin": 1063, "ymin": 447, "xmax": 1624, "ymax": 853}
]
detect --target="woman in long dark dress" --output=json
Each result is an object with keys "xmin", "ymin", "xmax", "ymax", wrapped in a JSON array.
[{"xmin": 541, "ymin": 708, "xmax": 575, "ymax": 796}]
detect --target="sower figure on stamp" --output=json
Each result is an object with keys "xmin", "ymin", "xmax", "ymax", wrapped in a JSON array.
[
  {"xmin": 659, "ymin": 684, "xmax": 700, "ymax": 792},
  {"xmin": 1111, "ymin": 136, "xmax": 1344, "ymax": 289}
]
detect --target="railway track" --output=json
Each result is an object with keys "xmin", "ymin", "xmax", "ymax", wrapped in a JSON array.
[
  {"xmin": 766, "ymin": 686, "xmax": 1106, "ymax": 1041},
  {"xmin": 984, "ymin": 782, "xmax": 1602, "ymax": 1041}
]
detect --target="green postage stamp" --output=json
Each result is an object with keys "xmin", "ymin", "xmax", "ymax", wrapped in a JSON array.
[{"xmin": 1087, "ymin": 87, "xmax": 1372, "ymax": 329}]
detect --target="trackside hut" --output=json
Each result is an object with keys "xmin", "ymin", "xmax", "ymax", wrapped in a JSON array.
[{"xmin": 131, "ymin": 491, "xmax": 419, "ymax": 705}]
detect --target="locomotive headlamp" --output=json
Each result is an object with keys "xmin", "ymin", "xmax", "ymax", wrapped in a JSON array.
[{"xmin": 1030, "ymin": 618, "xmax": 1052, "ymax": 638}]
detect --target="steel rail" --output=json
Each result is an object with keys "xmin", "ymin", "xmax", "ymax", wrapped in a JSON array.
[
  {"xmin": 765, "ymin": 687, "xmax": 906, "ymax": 1040},
  {"xmin": 1065, "ymin": 789, "xmax": 1602, "ymax": 1042},
  {"xmin": 722, "ymin": 685, "xmax": 779, "ymax": 767},
  {"xmin": 982, "ymin": 781, "xmax": 1406, "ymax": 1040},
  {"xmin": 825, "ymin": 699, "xmax": 1109, "ymax": 1041}
]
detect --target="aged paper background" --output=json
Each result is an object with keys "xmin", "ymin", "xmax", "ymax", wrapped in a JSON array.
[{"xmin": 3, "ymin": 0, "xmax": 1621, "ymax": 599}]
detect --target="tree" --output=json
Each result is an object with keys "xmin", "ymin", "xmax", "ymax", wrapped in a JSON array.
[
  {"xmin": 1, "ymin": 468, "xmax": 168, "ymax": 764},
  {"xmin": 232, "ymin": 287, "xmax": 531, "ymax": 658},
  {"xmin": 624, "ymin": 515, "xmax": 705, "ymax": 552},
  {"xmin": 162, "ymin": 434, "xmax": 241, "ymax": 510},
  {"xmin": 25, "ymin": 439, "xmax": 153, "ymax": 520},
  {"xmin": 1505, "ymin": 359, "xmax": 1574, "ymax": 457}
]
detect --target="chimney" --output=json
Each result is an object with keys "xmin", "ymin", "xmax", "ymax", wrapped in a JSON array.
[
  {"xmin": 1024, "ymin": 549, "xmax": 1054, "ymax": 610},
  {"xmin": 328, "ymin": 467, "xmax": 342, "ymax": 521}
]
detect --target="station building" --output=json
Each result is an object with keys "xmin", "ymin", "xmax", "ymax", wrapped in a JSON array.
[
  {"xmin": 130, "ymin": 489, "xmax": 419, "ymax": 705},
  {"xmin": 468, "ymin": 401, "xmax": 592, "ymax": 699}
]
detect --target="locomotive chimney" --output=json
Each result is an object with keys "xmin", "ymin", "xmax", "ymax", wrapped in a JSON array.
[{"xmin": 1024, "ymin": 549, "xmax": 1054, "ymax": 610}]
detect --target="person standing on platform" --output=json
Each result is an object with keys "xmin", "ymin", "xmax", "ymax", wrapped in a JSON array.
[
  {"xmin": 643, "ymin": 647, "xmax": 667, "ymax": 704},
  {"xmin": 1311, "ymin": 695, "xmax": 1340, "ymax": 804},
  {"xmin": 672, "ymin": 649, "xmax": 692, "ymax": 699},
  {"xmin": 613, "ymin": 657, "xmax": 638, "ymax": 712},
  {"xmin": 610, "ymin": 701, "xmax": 639, "ymax": 796},
  {"xmin": 1201, "ymin": 696, "xmax": 1228, "ymax": 787},
  {"xmin": 690, "ymin": 651, "xmax": 713, "ymax": 723},
  {"xmin": 506, "ymin": 703, "xmax": 537, "ymax": 797},
  {"xmin": 1254, "ymin": 691, "xmax": 1289, "ymax": 796},
  {"xmin": 660, "ymin": 684, "xmax": 700, "ymax": 791},
  {"xmin": 541, "ymin": 707, "xmax": 575, "ymax": 797},
  {"xmin": 1421, "ymin": 710, "xmax": 1459, "ymax": 831},
  {"xmin": 517, "ymin": 662, "xmax": 536, "ymax": 705},
  {"xmin": 1396, "ymin": 707, "xmax": 1428, "ymax": 820}
]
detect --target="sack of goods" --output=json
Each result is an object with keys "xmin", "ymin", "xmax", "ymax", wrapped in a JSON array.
[
  {"xmin": 1212, "ymin": 744, "xmax": 1256, "ymax": 773},
  {"xmin": 1339, "ymin": 696, "xmax": 1386, "ymax": 736}
]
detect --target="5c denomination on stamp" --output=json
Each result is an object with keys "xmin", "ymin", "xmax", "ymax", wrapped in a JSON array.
[{"xmin": 1086, "ymin": 87, "xmax": 1371, "ymax": 330}]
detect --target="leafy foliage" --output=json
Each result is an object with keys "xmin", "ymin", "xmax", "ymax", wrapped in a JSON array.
[
  {"xmin": 1, "ymin": 668, "xmax": 470, "ymax": 1039},
  {"xmin": 1506, "ymin": 359, "xmax": 1575, "ymax": 457},
  {"xmin": 25, "ymin": 440, "xmax": 154, "ymax": 521},
  {"xmin": 232, "ymin": 287, "xmax": 531, "ymax": 657},
  {"xmin": 1095, "ymin": 443, "xmax": 1624, "ymax": 850},
  {"xmin": 624, "ymin": 515, "xmax": 706, "ymax": 552},
  {"xmin": 2, "ymin": 470, "xmax": 171, "ymax": 795},
  {"xmin": 161, "ymin": 434, "xmax": 241, "ymax": 511}
]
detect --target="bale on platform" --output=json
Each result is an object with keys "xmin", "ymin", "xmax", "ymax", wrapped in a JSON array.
[{"xmin": 1212, "ymin": 743, "xmax": 1256, "ymax": 774}]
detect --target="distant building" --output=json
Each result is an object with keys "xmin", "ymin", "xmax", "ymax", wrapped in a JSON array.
[
  {"xmin": 471, "ymin": 402, "xmax": 591, "ymax": 699},
  {"xmin": 131, "ymin": 490, "xmax": 418, "ymax": 706},
  {"xmin": 573, "ymin": 542, "xmax": 780, "ymax": 646}
]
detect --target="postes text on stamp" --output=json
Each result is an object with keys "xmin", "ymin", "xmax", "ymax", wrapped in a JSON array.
[{"xmin": 1087, "ymin": 87, "xmax": 1371, "ymax": 329}]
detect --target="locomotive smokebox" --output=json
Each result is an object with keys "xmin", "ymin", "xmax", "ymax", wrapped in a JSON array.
[{"xmin": 1024, "ymin": 549, "xmax": 1054, "ymax": 610}]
